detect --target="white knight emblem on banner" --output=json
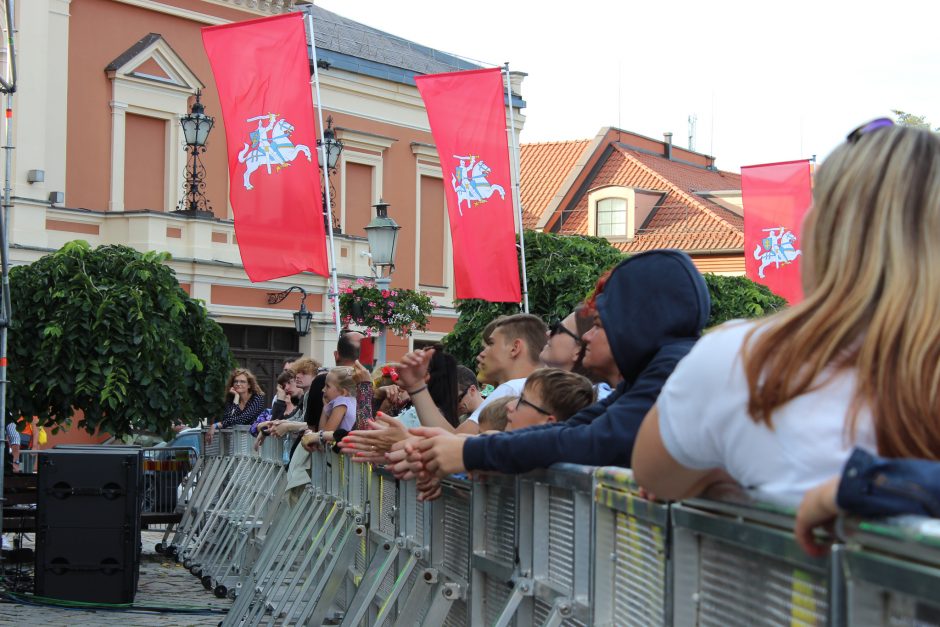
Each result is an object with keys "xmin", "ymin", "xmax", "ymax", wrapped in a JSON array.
[
  {"xmin": 451, "ymin": 154, "xmax": 506, "ymax": 215},
  {"xmin": 237, "ymin": 113, "xmax": 312, "ymax": 190},
  {"xmin": 753, "ymin": 226, "xmax": 801, "ymax": 278}
]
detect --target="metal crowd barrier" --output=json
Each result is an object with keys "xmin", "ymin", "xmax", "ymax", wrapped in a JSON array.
[
  {"xmin": 159, "ymin": 426, "xmax": 287, "ymax": 598},
  {"xmin": 175, "ymin": 436, "xmax": 940, "ymax": 626}
]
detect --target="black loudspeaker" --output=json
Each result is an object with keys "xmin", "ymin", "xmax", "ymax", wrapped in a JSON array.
[{"xmin": 35, "ymin": 449, "xmax": 142, "ymax": 603}]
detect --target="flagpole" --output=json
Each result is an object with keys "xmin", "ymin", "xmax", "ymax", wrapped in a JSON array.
[
  {"xmin": 503, "ymin": 62, "xmax": 529, "ymax": 313},
  {"xmin": 304, "ymin": 8, "xmax": 341, "ymax": 335}
]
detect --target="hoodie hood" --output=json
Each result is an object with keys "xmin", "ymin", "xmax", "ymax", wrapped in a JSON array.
[{"xmin": 596, "ymin": 249, "xmax": 710, "ymax": 382}]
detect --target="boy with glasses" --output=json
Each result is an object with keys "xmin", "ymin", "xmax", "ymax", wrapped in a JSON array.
[{"xmin": 505, "ymin": 368, "xmax": 595, "ymax": 431}]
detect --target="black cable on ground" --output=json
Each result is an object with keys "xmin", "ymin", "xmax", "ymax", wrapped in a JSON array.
[{"xmin": 0, "ymin": 590, "xmax": 229, "ymax": 615}]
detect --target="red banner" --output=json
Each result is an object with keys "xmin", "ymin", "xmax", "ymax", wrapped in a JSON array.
[
  {"xmin": 415, "ymin": 68, "xmax": 521, "ymax": 302},
  {"xmin": 203, "ymin": 13, "xmax": 328, "ymax": 282},
  {"xmin": 741, "ymin": 159, "xmax": 813, "ymax": 304}
]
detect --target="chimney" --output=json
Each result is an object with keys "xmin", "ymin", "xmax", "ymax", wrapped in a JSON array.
[{"xmin": 663, "ymin": 132, "xmax": 673, "ymax": 160}]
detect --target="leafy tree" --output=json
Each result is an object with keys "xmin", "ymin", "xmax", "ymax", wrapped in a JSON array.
[
  {"xmin": 441, "ymin": 230, "xmax": 788, "ymax": 366},
  {"xmin": 441, "ymin": 231, "xmax": 623, "ymax": 366},
  {"xmin": 7, "ymin": 240, "xmax": 235, "ymax": 438},
  {"xmin": 703, "ymin": 273, "xmax": 787, "ymax": 327},
  {"xmin": 892, "ymin": 109, "xmax": 939, "ymax": 131}
]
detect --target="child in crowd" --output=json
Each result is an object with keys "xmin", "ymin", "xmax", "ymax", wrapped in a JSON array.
[
  {"xmin": 506, "ymin": 368, "xmax": 595, "ymax": 431},
  {"xmin": 478, "ymin": 396, "xmax": 516, "ymax": 432},
  {"xmin": 321, "ymin": 367, "xmax": 357, "ymax": 432}
]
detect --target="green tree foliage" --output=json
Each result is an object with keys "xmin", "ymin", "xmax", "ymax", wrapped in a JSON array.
[
  {"xmin": 440, "ymin": 229, "xmax": 788, "ymax": 367},
  {"xmin": 7, "ymin": 241, "xmax": 235, "ymax": 438},
  {"xmin": 441, "ymin": 231, "xmax": 623, "ymax": 366},
  {"xmin": 892, "ymin": 109, "xmax": 939, "ymax": 131},
  {"xmin": 703, "ymin": 273, "xmax": 787, "ymax": 327}
]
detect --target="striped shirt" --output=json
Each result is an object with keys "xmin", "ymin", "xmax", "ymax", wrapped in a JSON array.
[{"xmin": 220, "ymin": 393, "xmax": 267, "ymax": 428}]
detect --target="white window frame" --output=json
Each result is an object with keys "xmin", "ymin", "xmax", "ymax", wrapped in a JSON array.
[
  {"xmin": 107, "ymin": 37, "xmax": 204, "ymax": 213},
  {"xmin": 587, "ymin": 186, "xmax": 636, "ymax": 240}
]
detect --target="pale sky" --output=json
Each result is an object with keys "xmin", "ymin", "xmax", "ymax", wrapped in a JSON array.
[{"xmin": 316, "ymin": 0, "xmax": 940, "ymax": 172}]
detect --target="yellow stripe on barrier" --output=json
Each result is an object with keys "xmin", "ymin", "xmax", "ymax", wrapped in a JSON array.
[{"xmin": 789, "ymin": 568, "xmax": 819, "ymax": 626}]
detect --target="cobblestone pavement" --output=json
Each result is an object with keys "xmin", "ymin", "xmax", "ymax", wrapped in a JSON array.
[{"xmin": 0, "ymin": 531, "xmax": 232, "ymax": 626}]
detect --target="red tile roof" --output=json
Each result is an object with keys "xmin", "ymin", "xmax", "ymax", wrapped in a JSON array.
[
  {"xmin": 521, "ymin": 132, "xmax": 744, "ymax": 253},
  {"xmin": 519, "ymin": 140, "xmax": 590, "ymax": 228}
]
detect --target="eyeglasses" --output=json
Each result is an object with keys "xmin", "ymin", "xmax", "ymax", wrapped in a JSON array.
[
  {"xmin": 516, "ymin": 392, "xmax": 551, "ymax": 416},
  {"xmin": 846, "ymin": 117, "xmax": 894, "ymax": 144},
  {"xmin": 549, "ymin": 320, "xmax": 583, "ymax": 345},
  {"xmin": 457, "ymin": 386, "xmax": 471, "ymax": 404}
]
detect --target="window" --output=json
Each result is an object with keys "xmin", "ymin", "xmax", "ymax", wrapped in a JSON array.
[{"xmin": 596, "ymin": 198, "xmax": 627, "ymax": 237}]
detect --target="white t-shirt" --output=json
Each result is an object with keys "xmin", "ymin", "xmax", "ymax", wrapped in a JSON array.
[
  {"xmin": 467, "ymin": 378, "xmax": 526, "ymax": 423},
  {"xmin": 656, "ymin": 321, "xmax": 877, "ymax": 501}
]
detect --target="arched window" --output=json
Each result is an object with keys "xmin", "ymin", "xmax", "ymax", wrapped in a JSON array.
[{"xmin": 596, "ymin": 198, "xmax": 627, "ymax": 237}]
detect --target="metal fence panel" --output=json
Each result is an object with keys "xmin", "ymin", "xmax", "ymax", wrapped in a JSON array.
[{"xmin": 672, "ymin": 502, "xmax": 830, "ymax": 627}]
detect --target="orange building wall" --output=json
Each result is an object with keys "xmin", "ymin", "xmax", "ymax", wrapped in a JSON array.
[
  {"xmin": 211, "ymin": 284, "xmax": 323, "ymax": 311},
  {"xmin": 66, "ymin": 0, "xmax": 256, "ymax": 213},
  {"xmin": 66, "ymin": 1, "xmax": 454, "ymax": 300},
  {"xmin": 419, "ymin": 175, "xmax": 445, "ymax": 286},
  {"xmin": 124, "ymin": 113, "xmax": 167, "ymax": 211},
  {"xmin": 344, "ymin": 161, "xmax": 374, "ymax": 238}
]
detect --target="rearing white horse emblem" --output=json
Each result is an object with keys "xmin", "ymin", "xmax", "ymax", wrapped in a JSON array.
[
  {"xmin": 753, "ymin": 226, "xmax": 802, "ymax": 279},
  {"xmin": 451, "ymin": 154, "xmax": 506, "ymax": 216},
  {"xmin": 237, "ymin": 113, "xmax": 312, "ymax": 191}
]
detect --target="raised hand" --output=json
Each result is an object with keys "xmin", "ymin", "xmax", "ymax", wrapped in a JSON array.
[{"xmin": 395, "ymin": 349, "xmax": 435, "ymax": 390}]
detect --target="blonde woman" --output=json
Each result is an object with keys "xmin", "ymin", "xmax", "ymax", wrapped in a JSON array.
[
  {"xmin": 208, "ymin": 368, "xmax": 266, "ymax": 443},
  {"xmin": 634, "ymin": 119, "xmax": 940, "ymax": 502}
]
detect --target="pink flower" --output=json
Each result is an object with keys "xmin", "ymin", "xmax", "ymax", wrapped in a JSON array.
[
  {"xmin": 389, "ymin": 301, "xmax": 396, "ymax": 307},
  {"xmin": 381, "ymin": 289, "xmax": 390, "ymax": 298},
  {"xmin": 368, "ymin": 301, "xmax": 375, "ymax": 307},
  {"xmin": 344, "ymin": 287, "xmax": 354, "ymax": 294},
  {"xmin": 391, "ymin": 291, "xmax": 398, "ymax": 297},
  {"xmin": 356, "ymin": 278, "xmax": 365, "ymax": 284}
]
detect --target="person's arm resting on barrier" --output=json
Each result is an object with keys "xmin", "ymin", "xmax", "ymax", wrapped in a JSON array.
[
  {"xmin": 632, "ymin": 406, "xmax": 725, "ymax": 500},
  {"xmin": 796, "ymin": 448, "xmax": 940, "ymax": 556},
  {"xmin": 459, "ymin": 352, "xmax": 681, "ymax": 475}
]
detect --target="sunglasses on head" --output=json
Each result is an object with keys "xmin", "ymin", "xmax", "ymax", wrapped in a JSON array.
[
  {"xmin": 549, "ymin": 319, "xmax": 582, "ymax": 345},
  {"xmin": 846, "ymin": 117, "xmax": 894, "ymax": 144}
]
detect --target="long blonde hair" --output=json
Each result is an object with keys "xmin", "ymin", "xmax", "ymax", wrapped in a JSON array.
[{"xmin": 743, "ymin": 124, "xmax": 940, "ymax": 459}]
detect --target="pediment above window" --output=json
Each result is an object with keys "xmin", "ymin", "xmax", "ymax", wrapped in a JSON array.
[{"xmin": 105, "ymin": 33, "xmax": 203, "ymax": 94}]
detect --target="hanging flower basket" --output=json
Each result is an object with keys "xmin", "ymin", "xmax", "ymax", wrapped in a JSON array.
[{"xmin": 339, "ymin": 278, "xmax": 435, "ymax": 337}]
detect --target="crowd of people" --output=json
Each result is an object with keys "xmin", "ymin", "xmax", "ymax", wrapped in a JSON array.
[{"xmin": 214, "ymin": 120, "xmax": 940, "ymax": 557}]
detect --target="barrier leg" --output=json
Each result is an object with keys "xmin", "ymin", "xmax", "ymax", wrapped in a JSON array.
[
  {"xmin": 372, "ymin": 551, "xmax": 418, "ymax": 626},
  {"xmin": 540, "ymin": 597, "xmax": 575, "ymax": 627},
  {"xmin": 393, "ymin": 569, "xmax": 437, "ymax": 627},
  {"xmin": 492, "ymin": 578, "xmax": 532, "ymax": 627},
  {"xmin": 421, "ymin": 582, "xmax": 461, "ymax": 625},
  {"xmin": 299, "ymin": 522, "xmax": 364, "ymax": 627},
  {"xmin": 340, "ymin": 541, "xmax": 401, "ymax": 627}
]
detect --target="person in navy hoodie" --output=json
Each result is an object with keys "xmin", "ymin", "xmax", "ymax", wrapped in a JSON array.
[{"xmin": 390, "ymin": 249, "xmax": 710, "ymax": 478}]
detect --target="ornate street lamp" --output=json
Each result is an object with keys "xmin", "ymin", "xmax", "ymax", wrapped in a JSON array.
[
  {"xmin": 176, "ymin": 90, "xmax": 215, "ymax": 217},
  {"xmin": 317, "ymin": 115, "xmax": 344, "ymax": 233},
  {"xmin": 364, "ymin": 200, "xmax": 401, "ymax": 365},
  {"xmin": 364, "ymin": 200, "xmax": 400, "ymax": 271},
  {"xmin": 266, "ymin": 286, "xmax": 314, "ymax": 337}
]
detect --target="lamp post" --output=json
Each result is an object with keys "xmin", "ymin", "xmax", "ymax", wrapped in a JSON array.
[
  {"xmin": 364, "ymin": 200, "xmax": 400, "ymax": 366},
  {"xmin": 266, "ymin": 286, "xmax": 314, "ymax": 337},
  {"xmin": 317, "ymin": 115, "xmax": 343, "ymax": 233},
  {"xmin": 175, "ymin": 90, "xmax": 215, "ymax": 217}
]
